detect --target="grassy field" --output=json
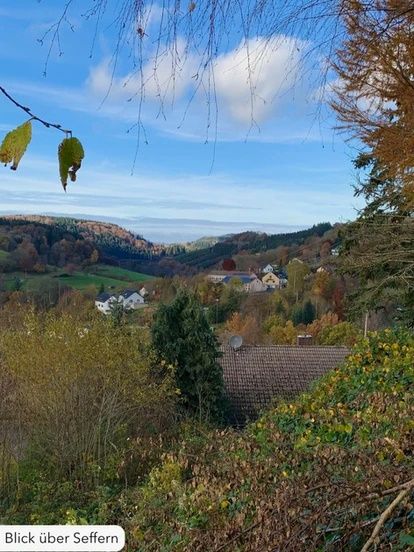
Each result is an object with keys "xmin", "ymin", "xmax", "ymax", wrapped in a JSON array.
[
  {"xmin": 2, "ymin": 263, "xmax": 153, "ymax": 293},
  {"xmin": 92, "ymin": 264, "xmax": 152, "ymax": 283}
]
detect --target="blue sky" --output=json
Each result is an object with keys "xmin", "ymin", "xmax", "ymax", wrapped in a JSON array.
[{"xmin": 0, "ymin": 1, "xmax": 363, "ymax": 243}]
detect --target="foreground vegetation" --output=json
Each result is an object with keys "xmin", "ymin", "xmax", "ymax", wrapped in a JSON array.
[
  {"xmin": 115, "ymin": 328, "xmax": 414, "ymax": 551},
  {"xmin": 1, "ymin": 309, "xmax": 412, "ymax": 551},
  {"xmin": 0, "ymin": 311, "xmax": 177, "ymax": 523}
]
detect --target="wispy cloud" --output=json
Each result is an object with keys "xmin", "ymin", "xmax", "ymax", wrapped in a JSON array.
[
  {"xmin": 0, "ymin": 153, "xmax": 361, "ymax": 242},
  {"xmin": 2, "ymin": 26, "xmax": 323, "ymax": 145}
]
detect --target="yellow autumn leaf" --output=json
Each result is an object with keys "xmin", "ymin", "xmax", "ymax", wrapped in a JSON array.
[
  {"xmin": 0, "ymin": 120, "xmax": 32, "ymax": 170},
  {"xmin": 58, "ymin": 136, "xmax": 85, "ymax": 191}
]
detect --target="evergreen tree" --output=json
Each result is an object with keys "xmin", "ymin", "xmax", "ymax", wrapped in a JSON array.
[
  {"xmin": 291, "ymin": 304, "xmax": 304, "ymax": 326},
  {"xmin": 302, "ymin": 300, "xmax": 316, "ymax": 325},
  {"xmin": 340, "ymin": 154, "xmax": 414, "ymax": 325},
  {"xmin": 109, "ymin": 299, "xmax": 125, "ymax": 327},
  {"xmin": 152, "ymin": 288, "xmax": 225, "ymax": 422}
]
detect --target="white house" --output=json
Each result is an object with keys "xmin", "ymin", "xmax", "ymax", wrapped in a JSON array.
[
  {"xmin": 279, "ymin": 274, "xmax": 288, "ymax": 287},
  {"xmin": 95, "ymin": 292, "xmax": 119, "ymax": 314},
  {"xmin": 120, "ymin": 289, "xmax": 145, "ymax": 310},
  {"xmin": 262, "ymin": 263, "xmax": 275, "ymax": 274},
  {"xmin": 207, "ymin": 271, "xmax": 229, "ymax": 283},
  {"xmin": 95, "ymin": 289, "xmax": 145, "ymax": 314}
]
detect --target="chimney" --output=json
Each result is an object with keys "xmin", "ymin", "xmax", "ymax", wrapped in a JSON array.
[{"xmin": 297, "ymin": 334, "xmax": 313, "ymax": 346}]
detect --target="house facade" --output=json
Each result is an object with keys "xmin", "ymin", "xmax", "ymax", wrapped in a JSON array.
[
  {"xmin": 207, "ymin": 271, "xmax": 229, "ymax": 283},
  {"xmin": 262, "ymin": 263, "xmax": 275, "ymax": 274},
  {"xmin": 95, "ymin": 292, "xmax": 119, "ymax": 314},
  {"xmin": 120, "ymin": 290, "xmax": 145, "ymax": 310},
  {"xmin": 248, "ymin": 277, "xmax": 268, "ymax": 293},
  {"xmin": 95, "ymin": 289, "xmax": 145, "ymax": 314},
  {"xmin": 262, "ymin": 272, "xmax": 281, "ymax": 289},
  {"xmin": 207, "ymin": 271, "xmax": 257, "ymax": 284}
]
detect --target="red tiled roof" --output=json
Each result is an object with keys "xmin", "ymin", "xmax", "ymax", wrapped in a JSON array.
[{"xmin": 220, "ymin": 345, "xmax": 349, "ymax": 425}]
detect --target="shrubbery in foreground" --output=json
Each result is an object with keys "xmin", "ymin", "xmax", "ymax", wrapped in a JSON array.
[
  {"xmin": 1, "ymin": 323, "xmax": 413, "ymax": 551},
  {"xmin": 0, "ymin": 312, "xmax": 177, "ymax": 523},
  {"xmin": 117, "ymin": 329, "xmax": 414, "ymax": 551}
]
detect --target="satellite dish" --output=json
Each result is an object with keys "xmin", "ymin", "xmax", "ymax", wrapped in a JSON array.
[{"xmin": 229, "ymin": 335, "xmax": 243, "ymax": 350}]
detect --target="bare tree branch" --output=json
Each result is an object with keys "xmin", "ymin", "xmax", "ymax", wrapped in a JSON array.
[
  {"xmin": 0, "ymin": 85, "xmax": 72, "ymax": 136},
  {"xmin": 360, "ymin": 478, "xmax": 414, "ymax": 552}
]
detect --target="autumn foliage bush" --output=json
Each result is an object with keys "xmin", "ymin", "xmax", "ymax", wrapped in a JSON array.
[
  {"xmin": 1, "ymin": 312, "xmax": 413, "ymax": 550},
  {"xmin": 115, "ymin": 328, "xmax": 414, "ymax": 551},
  {"xmin": 0, "ymin": 311, "xmax": 177, "ymax": 522}
]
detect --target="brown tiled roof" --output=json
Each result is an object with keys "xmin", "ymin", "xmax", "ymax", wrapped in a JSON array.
[{"xmin": 220, "ymin": 345, "xmax": 349, "ymax": 425}]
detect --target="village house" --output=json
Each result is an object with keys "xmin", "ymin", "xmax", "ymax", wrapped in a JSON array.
[
  {"xmin": 207, "ymin": 270, "xmax": 257, "ymax": 284},
  {"xmin": 120, "ymin": 289, "xmax": 145, "ymax": 309},
  {"xmin": 262, "ymin": 263, "xmax": 277, "ymax": 274},
  {"xmin": 278, "ymin": 271, "xmax": 288, "ymax": 287},
  {"xmin": 222, "ymin": 274, "xmax": 253, "ymax": 291},
  {"xmin": 248, "ymin": 277, "xmax": 268, "ymax": 293},
  {"xmin": 220, "ymin": 274, "xmax": 268, "ymax": 293},
  {"xmin": 95, "ymin": 292, "xmax": 117, "ymax": 314},
  {"xmin": 95, "ymin": 288, "xmax": 145, "ymax": 314},
  {"xmin": 262, "ymin": 272, "xmax": 281, "ymax": 289}
]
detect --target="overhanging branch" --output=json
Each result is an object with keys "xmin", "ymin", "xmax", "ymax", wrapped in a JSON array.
[{"xmin": 0, "ymin": 85, "xmax": 72, "ymax": 136}]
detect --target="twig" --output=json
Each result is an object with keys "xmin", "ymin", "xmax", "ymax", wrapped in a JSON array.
[
  {"xmin": 360, "ymin": 478, "xmax": 414, "ymax": 552},
  {"xmin": 0, "ymin": 85, "xmax": 72, "ymax": 136},
  {"xmin": 281, "ymin": 478, "xmax": 414, "ymax": 552},
  {"xmin": 214, "ymin": 520, "xmax": 261, "ymax": 552},
  {"xmin": 214, "ymin": 478, "xmax": 414, "ymax": 552}
]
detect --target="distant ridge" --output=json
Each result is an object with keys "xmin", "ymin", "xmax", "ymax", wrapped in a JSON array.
[
  {"xmin": 2, "ymin": 214, "xmax": 166, "ymax": 259},
  {"xmin": 174, "ymin": 223, "xmax": 334, "ymax": 269},
  {"xmin": 1, "ymin": 215, "xmax": 340, "ymax": 276},
  {"xmin": 4, "ymin": 214, "xmax": 152, "ymax": 245}
]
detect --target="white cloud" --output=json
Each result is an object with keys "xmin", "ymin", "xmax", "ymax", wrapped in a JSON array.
[
  {"xmin": 88, "ymin": 38, "xmax": 198, "ymax": 105},
  {"xmin": 0, "ymin": 153, "xmax": 361, "ymax": 242},
  {"xmin": 213, "ymin": 36, "xmax": 305, "ymax": 124},
  {"xmin": 4, "ymin": 32, "xmax": 323, "ymax": 145},
  {"xmin": 87, "ymin": 34, "xmax": 306, "ymax": 125}
]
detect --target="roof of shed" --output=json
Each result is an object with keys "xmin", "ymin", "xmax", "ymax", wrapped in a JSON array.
[
  {"xmin": 220, "ymin": 345, "xmax": 349, "ymax": 425},
  {"xmin": 120, "ymin": 289, "xmax": 138, "ymax": 298},
  {"xmin": 96, "ymin": 292, "xmax": 112, "ymax": 302}
]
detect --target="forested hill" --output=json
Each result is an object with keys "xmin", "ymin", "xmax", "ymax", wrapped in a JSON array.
[
  {"xmin": 0, "ymin": 215, "xmax": 174, "ymax": 264},
  {"xmin": 0, "ymin": 216, "xmax": 339, "ymax": 276},
  {"xmin": 174, "ymin": 223, "xmax": 334, "ymax": 269}
]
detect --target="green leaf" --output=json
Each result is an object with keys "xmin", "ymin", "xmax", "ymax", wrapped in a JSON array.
[
  {"xmin": 0, "ymin": 120, "xmax": 32, "ymax": 170},
  {"xmin": 399, "ymin": 533, "xmax": 414, "ymax": 545},
  {"xmin": 58, "ymin": 137, "xmax": 85, "ymax": 191}
]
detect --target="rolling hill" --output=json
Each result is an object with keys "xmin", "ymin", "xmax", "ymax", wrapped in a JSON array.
[
  {"xmin": 0, "ymin": 216, "xmax": 341, "ymax": 278},
  {"xmin": 174, "ymin": 223, "xmax": 335, "ymax": 269}
]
